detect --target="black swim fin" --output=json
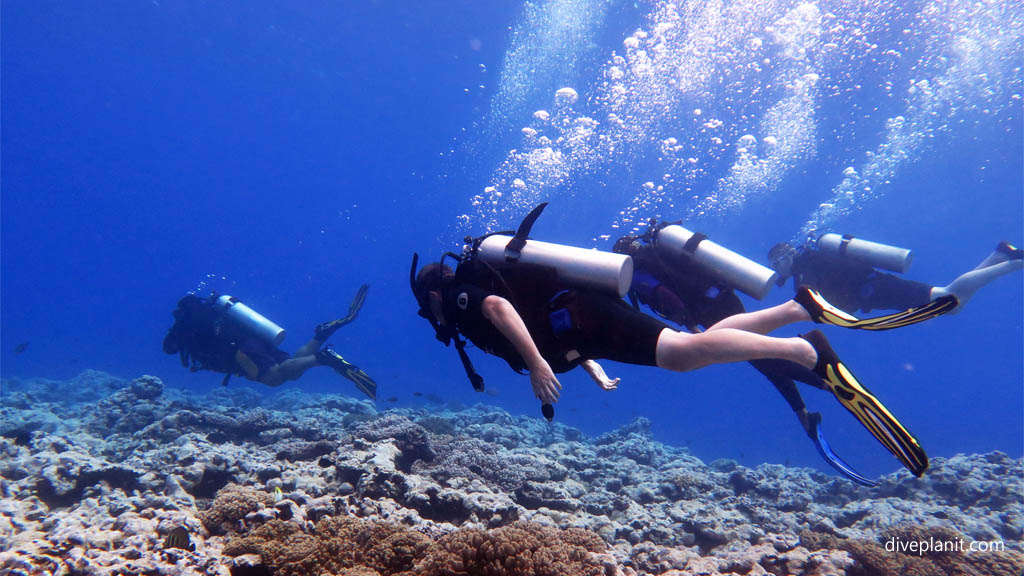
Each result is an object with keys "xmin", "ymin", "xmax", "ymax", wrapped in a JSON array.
[
  {"xmin": 315, "ymin": 284, "xmax": 370, "ymax": 342},
  {"xmin": 807, "ymin": 412, "xmax": 878, "ymax": 487},
  {"xmin": 801, "ymin": 330, "xmax": 928, "ymax": 477},
  {"xmin": 796, "ymin": 286, "xmax": 957, "ymax": 331}
]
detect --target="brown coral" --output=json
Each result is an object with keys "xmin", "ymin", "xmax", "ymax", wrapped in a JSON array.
[
  {"xmin": 223, "ymin": 517, "xmax": 610, "ymax": 576},
  {"xmin": 200, "ymin": 484, "xmax": 273, "ymax": 535},
  {"xmin": 801, "ymin": 524, "xmax": 1024, "ymax": 576},
  {"xmin": 416, "ymin": 521, "xmax": 607, "ymax": 576}
]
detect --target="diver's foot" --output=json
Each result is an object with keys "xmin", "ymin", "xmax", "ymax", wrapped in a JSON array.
[
  {"xmin": 794, "ymin": 286, "xmax": 861, "ymax": 327},
  {"xmin": 799, "ymin": 329, "xmax": 837, "ymax": 380},
  {"xmin": 314, "ymin": 319, "xmax": 345, "ymax": 343},
  {"xmin": 996, "ymin": 241, "xmax": 1023, "ymax": 261},
  {"xmin": 795, "ymin": 286, "xmax": 826, "ymax": 323}
]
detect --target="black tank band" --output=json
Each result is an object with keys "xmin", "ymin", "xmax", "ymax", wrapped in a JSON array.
[
  {"xmin": 683, "ymin": 232, "xmax": 708, "ymax": 254},
  {"xmin": 838, "ymin": 234, "xmax": 855, "ymax": 256}
]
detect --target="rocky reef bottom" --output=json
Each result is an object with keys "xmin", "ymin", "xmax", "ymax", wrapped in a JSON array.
[{"xmin": 1, "ymin": 371, "xmax": 1021, "ymax": 575}]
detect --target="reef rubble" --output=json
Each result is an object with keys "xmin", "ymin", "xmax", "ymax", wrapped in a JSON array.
[{"xmin": 0, "ymin": 372, "xmax": 1020, "ymax": 575}]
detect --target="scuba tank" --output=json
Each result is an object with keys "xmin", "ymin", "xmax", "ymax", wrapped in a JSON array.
[
  {"xmin": 215, "ymin": 295, "xmax": 286, "ymax": 347},
  {"xmin": 654, "ymin": 224, "xmax": 777, "ymax": 300},
  {"xmin": 476, "ymin": 235, "xmax": 633, "ymax": 297},
  {"xmin": 816, "ymin": 233, "xmax": 912, "ymax": 273}
]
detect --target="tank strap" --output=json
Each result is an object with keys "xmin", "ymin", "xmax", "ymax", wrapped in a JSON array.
[
  {"xmin": 683, "ymin": 232, "xmax": 708, "ymax": 254},
  {"xmin": 838, "ymin": 234, "xmax": 855, "ymax": 256}
]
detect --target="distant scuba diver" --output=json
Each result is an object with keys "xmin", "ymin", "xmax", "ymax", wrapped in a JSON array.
[
  {"xmin": 162, "ymin": 286, "xmax": 376, "ymax": 399},
  {"xmin": 613, "ymin": 221, "xmax": 876, "ymax": 486},
  {"xmin": 411, "ymin": 203, "xmax": 928, "ymax": 478},
  {"xmin": 769, "ymin": 235, "xmax": 1023, "ymax": 330}
]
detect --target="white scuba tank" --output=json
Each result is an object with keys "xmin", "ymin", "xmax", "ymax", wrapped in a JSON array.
[
  {"xmin": 654, "ymin": 225, "xmax": 777, "ymax": 300},
  {"xmin": 816, "ymin": 233, "xmax": 912, "ymax": 273},
  {"xmin": 216, "ymin": 295, "xmax": 286, "ymax": 347},
  {"xmin": 476, "ymin": 235, "xmax": 633, "ymax": 297}
]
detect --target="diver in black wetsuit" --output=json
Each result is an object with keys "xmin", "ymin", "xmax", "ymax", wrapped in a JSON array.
[
  {"xmin": 769, "ymin": 238, "xmax": 1023, "ymax": 324},
  {"xmin": 613, "ymin": 228, "xmax": 875, "ymax": 485},
  {"xmin": 162, "ymin": 286, "xmax": 376, "ymax": 399}
]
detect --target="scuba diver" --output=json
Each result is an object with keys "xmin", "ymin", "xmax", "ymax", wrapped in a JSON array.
[
  {"xmin": 613, "ymin": 222, "xmax": 877, "ymax": 485},
  {"xmin": 162, "ymin": 285, "xmax": 377, "ymax": 399},
  {"xmin": 411, "ymin": 204, "xmax": 928, "ymax": 479},
  {"xmin": 769, "ymin": 236, "xmax": 1023, "ymax": 330}
]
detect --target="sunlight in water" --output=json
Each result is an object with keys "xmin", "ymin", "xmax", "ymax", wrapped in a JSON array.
[{"xmin": 467, "ymin": 0, "xmax": 1023, "ymax": 242}]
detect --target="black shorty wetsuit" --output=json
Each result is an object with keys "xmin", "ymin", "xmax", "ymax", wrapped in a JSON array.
[
  {"xmin": 792, "ymin": 249, "xmax": 931, "ymax": 313},
  {"xmin": 445, "ymin": 275, "xmax": 669, "ymax": 373}
]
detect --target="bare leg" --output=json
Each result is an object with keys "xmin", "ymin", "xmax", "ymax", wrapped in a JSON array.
[
  {"xmin": 930, "ymin": 259, "xmax": 1023, "ymax": 309},
  {"xmin": 703, "ymin": 300, "xmax": 811, "ymax": 335},
  {"xmin": 655, "ymin": 328, "xmax": 817, "ymax": 372},
  {"xmin": 294, "ymin": 337, "xmax": 322, "ymax": 358},
  {"xmin": 259, "ymin": 355, "xmax": 319, "ymax": 387}
]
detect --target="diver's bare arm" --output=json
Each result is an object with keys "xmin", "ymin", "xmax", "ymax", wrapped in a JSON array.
[
  {"xmin": 481, "ymin": 295, "xmax": 562, "ymax": 403},
  {"xmin": 582, "ymin": 359, "xmax": 619, "ymax": 390}
]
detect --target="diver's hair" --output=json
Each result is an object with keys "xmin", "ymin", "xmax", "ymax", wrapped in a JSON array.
[
  {"xmin": 612, "ymin": 236, "xmax": 638, "ymax": 255},
  {"xmin": 414, "ymin": 262, "xmax": 453, "ymax": 301},
  {"xmin": 768, "ymin": 242, "xmax": 796, "ymax": 265}
]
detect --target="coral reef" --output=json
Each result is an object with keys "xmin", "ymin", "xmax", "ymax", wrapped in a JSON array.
[{"xmin": 0, "ymin": 371, "xmax": 1021, "ymax": 576}]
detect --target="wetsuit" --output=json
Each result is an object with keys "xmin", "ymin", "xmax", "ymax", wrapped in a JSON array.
[
  {"xmin": 789, "ymin": 249, "xmax": 931, "ymax": 313},
  {"xmin": 445, "ymin": 264, "xmax": 669, "ymax": 373}
]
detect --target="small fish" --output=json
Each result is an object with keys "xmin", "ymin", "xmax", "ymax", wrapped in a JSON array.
[
  {"xmin": 425, "ymin": 393, "xmax": 444, "ymax": 405},
  {"xmin": 484, "ymin": 388, "xmax": 500, "ymax": 397},
  {"xmin": 413, "ymin": 391, "xmax": 423, "ymax": 397},
  {"xmin": 13, "ymin": 342, "xmax": 29, "ymax": 354},
  {"xmin": 273, "ymin": 486, "xmax": 284, "ymax": 502},
  {"xmin": 385, "ymin": 396, "xmax": 399, "ymax": 403},
  {"xmin": 163, "ymin": 526, "xmax": 195, "ymax": 552}
]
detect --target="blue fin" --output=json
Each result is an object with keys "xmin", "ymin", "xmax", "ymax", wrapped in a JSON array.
[{"xmin": 809, "ymin": 413, "xmax": 879, "ymax": 487}]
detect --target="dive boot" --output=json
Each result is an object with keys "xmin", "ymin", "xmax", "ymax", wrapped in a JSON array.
[
  {"xmin": 315, "ymin": 284, "xmax": 370, "ymax": 342},
  {"xmin": 800, "ymin": 329, "xmax": 928, "ymax": 477},
  {"xmin": 316, "ymin": 348, "xmax": 377, "ymax": 400},
  {"xmin": 796, "ymin": 285, "xmax": 957, "ymax": 331}
]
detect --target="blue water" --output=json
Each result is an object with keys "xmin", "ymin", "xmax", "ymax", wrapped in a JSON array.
[{"xmin": 3, "ymin": 0, "xmax": 1021, "ymax": 480}]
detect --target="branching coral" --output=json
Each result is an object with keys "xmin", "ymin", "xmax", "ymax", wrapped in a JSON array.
[
  {"xmin": 417, "ymin": 521, "xmax": 607, "ymax": 576},
  {"xmin": 224, "ymin": 518, "xmax": 608, "ymax": 576}
]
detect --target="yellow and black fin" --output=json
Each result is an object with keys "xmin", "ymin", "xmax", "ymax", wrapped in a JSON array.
[
  {"xmin": 796, "ymin": 286, "xmax": 957, "ymax": 331},
  {"xmin": 801, "ymin": 330, "xmax": 928, "ymax": 477},
  {"xmin": 317, "ymin": 348, "xmax": 377, "ymax": 400},
  {"xmin": 315, "ymin": 284, "xmax": 371, "ymax": 341}
]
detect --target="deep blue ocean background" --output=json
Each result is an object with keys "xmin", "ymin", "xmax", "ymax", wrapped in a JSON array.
[{"xmin": 3, "ymin": 0, "xmax": 1021, "ymax": 480}]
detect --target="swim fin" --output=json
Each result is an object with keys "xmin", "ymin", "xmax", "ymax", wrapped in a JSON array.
[
  {"xmin": 317, "ymin": 348, "xmax": 377, "ymax": 400},
  {"xmin": 796, "ymin": 286, "xmax": 957, "ymax": 331},
  {"xmin": 801, "ymin": 330, "xmax": 928, "ymax": 477},
  {"xmin": 315, "ymin": 284, "xmax": 370, "ymax": 341},
  {"xmin": 806, "ymin": 412, "xmax": 878, "ymax": 487},
  {"xmin": 996, "ymin": 241, "xmax": 1023, "ymax": 261}
]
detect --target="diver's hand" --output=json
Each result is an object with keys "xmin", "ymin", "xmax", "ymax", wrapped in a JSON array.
[
  {"xmin": 582, "ymin": 359, "xmax": 619, "ymax": 391},
  {"xmin": 529, "ymin": 360, "xmax": 561, "ymax": 404}
]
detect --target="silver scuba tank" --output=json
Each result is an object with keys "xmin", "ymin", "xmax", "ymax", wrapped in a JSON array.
[
  {"xmin": 654, "ymin": 225, "xmax": 778, "ymax": 300},
  {"xmin": 816, "ymin": 233, "xmax": 912, "ymax": 273},
  {"xmin": 476, "ymin": 235, "xmax": 633, "ymax": 297},
  {"xmin": 215, "ymin": 295, "xmax": 286, "ymax": 347}
]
